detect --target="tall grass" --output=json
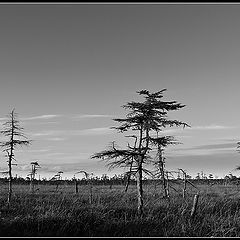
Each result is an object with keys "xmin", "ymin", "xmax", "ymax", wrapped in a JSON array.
[{"xmin": 0, "ymin": 183, "xmax": 240, "ymax": 236}]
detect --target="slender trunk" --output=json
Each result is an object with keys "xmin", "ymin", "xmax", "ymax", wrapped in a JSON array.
[
  {"xmin": 56, "ymin": 181, "xmax": 59, "ymax": 191},
  {"xmin": 8, "ymin": 117, "xmax": 14, "ymax": 207},
  {"xmin": 159, "ymin": 148, "xmax": 169, "ymax": 198},
  {"xmin": 183, "ymin": 172, "xmax": 187, "ymax": 199},
  {"xmin": 125, "ymin": 173, "xmax": 131, "ymax": 192},
  {"xmin": 125, "ymin": 160, "xmax": 133, "ymax": 192},
  {"xmin": 89, "ymin": 180, "xmax": 93, "ymax": 204},
  {"xmin": 160, "ymin": 161, "xmax": 168, "ymax": 198},
  {"xmin": 125, "ymin": 136, "xmax": 137, "ymax": 193},
  {"xmin": 30, "ymin": 165, "xmax": 34, "ymax": 193},
  {"xmin": 8, "ymin": 162, "xmax": 12, "ymax": 207},
  {"xmin": 166, "ymin": 171, "xmax": 169, "ymax": 198},
  {"xmin": 136, "ymin": 125, "xmax": 144, "ymax": 216},
  {"xmin": 136, "ymin": 160, "xmax": 143, "ymax": 216},
  {"xmin": 75, "ymin": 179, "xmax": 78, "ymax": 194}
]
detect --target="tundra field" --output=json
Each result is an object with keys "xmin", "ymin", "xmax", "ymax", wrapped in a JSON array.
[{"xmin": 1, "ymin": 181, "xmax": 240, "ymax": 237}]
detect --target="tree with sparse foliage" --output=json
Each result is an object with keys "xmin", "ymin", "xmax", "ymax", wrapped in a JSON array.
[
  {"xmin": 0, "ymin": 109, "xmax": 31, "ymax": 207},
  {"xmin": 91, "ymin": 89, "xmax": 189, "ymax": 215},
  {"xmin": 29, "ymin": 161, "xmax": 40, "ymax": 193}
]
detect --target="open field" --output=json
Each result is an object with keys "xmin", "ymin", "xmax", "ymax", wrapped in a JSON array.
[{"xmin": 1, "ymin": 182, "xmax": 240, "ymax": 237}]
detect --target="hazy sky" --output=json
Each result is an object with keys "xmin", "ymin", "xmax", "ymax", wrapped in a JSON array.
[{"xmin": 0, "ymin": 3, "xmax": 240, "ymax": 179}]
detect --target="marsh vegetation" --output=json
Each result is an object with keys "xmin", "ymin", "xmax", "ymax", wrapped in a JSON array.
[{"xmin": 0, "ymin": 181, "xmax": 240, "ymax": 237}]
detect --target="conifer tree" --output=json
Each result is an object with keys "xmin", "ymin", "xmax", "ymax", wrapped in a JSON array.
[
  {"xmin": 91, "ymin": 89, "xmax": 189, "ymax": 215},
  {"xmin": 0, "ymin": 109, "xmax": 31, "ymax": 206}
]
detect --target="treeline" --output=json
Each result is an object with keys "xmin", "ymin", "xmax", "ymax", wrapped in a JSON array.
[{"xmin": 0, "ymin": 175, "xmax": 239, "ymax": 186}]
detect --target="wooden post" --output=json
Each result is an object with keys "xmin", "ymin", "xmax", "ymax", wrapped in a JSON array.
[
  {"xmin": 179, "ymin": 169, "xmax": 187, "ymax": 199},
  {"xmin": 183, "ymin": 172, "xmax": 186, "ymax": 199},
  {"xmin": 136, "ymin": 162, "xmax": 143, "ymax": 216},
  {"xmin": 166, "ymin": 171, "xmax": 170, "ymax": 198},
  {"xmin": 190, "ymin": 194, "xmax": 199, "ymax": 217},
  {"xmin": 75, "ymin": 179, "xmax": 78, "ymax": 194},
  {"xmin": 89, "ymin": 181, "xmax": 93, "ymax": 204}
]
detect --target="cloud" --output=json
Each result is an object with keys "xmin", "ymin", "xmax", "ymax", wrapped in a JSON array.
[
  {"xmin": 30, "ymin": 127, "xmax": 114, "ymax": 139},
  {"xmin": 215, "ymin": 137, "xmax": 240, "ymax": 143},
  {"xmin": 174, "ymin": 143, "xmax": 236, "ymax": 151},
  {"xmin": 45, "ymin": 137, "xmax": 66, "ymax": 141},
  {"xmin": 167, "ymin": 142, "xmax": 237, "ymax": 157},
  {"xmin": 29, "ymin": 130, "xmax": 64, "ymax": 137},
  {"xmin": 162, "ymin": 124, "xmax": 235, "ymax": 134},
  {"xmin": 72, "ymin": 127, "xmax": 114, "ymax": 136},
  {"xmin": 0, "ymin": 117, "xmax": 8, "ymax": 121},
  {"xmin": 190, "ymin": 125, "xmax": 234, "ymax": 130},
  {"xmin": 72, "ymin": 114, "xmax": 114, "ymax": 119},
  {"xmin": 21, "ymin": 115, "xmax": 61, "ymax": 121},
  {"xmin": 15, "ymin": 149, "xmax": 51, "ymax": 153}
]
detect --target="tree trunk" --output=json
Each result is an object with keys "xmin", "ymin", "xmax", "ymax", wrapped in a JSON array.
[
  {"xmin": 8, "ymin": 141, "xmax": 14, "ymax": 207},
  {"xmin": 183, "ymin": 172, "xmax": 187, "ymax": 199},
  {"xmin": 159, "ymin": 151, "xmax": 169, "ymax": 198},
  {"xmin": 165, "ymin": 171, "xmax": 169, "ymax": 198},
  {"xmin": 136, "ymin": 161, "xmax": 143, "ymax": 216},
  {"xmin": 7, "ymin": 171, "xmax": 12, "ymax": 207},
  {"xmin": 89, "ymin": 181, "xmax": 93, "ymax": 204},
  {"xmin": 75, "ymin": 179, "xmax": 78, "ymax": 194},
  {"xmin": 30, "ymin": 165, "xmax": 34, "ymax": 193}
]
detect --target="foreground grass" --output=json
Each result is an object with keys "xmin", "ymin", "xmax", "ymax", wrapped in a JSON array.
[{"xmin": 0, "ymin": 183, "xmax": 240, "ymax": 236}]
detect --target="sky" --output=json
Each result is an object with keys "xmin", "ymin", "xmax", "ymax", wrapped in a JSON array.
[{"xmin": 0, "ymin": 3, "xmax": 240, "ymax": 180}]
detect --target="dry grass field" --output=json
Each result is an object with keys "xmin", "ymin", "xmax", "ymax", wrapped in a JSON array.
[{"xmin": 0, "ymin": 181, "xmax": 240, "ymax": 237}]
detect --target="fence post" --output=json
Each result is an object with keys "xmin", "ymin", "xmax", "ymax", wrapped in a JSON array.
[
  {"xmin": 182, "ymin": 171, "xmax": 187, "ymax": 199},
  {"xmin": 75, "ymin": 179, "xmax": 78, "ymax": 194},
  {"xmin": 190, "ymin": 194, "xmax": 199, "ymax": 218}
]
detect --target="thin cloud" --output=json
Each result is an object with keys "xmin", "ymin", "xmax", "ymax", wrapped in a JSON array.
[
  {"xmin": 45, "ymin": 137, "xmax": 66, "ymax": 141},
  {"xmin": 171, "ymin": 143, "xmax": 236, "ymax": 152},
  {"xmin": 72, "ymin": 127, "xmax": 114, "ymax": 136},
  {"xmin": 167, "ymin": 142, "xmax": 237, "ymax": 157},
  {"xmin": 29, "ymin": 130, "xmax": 65, "ymax": 137},
  {"xmin": 15, "ymin": 149, "xmax": 51, "ymax": 153},
  {"xmin": 0, "ymin": 117, "xmax": 8, "ymax": 121},
  {"xmin": 30, "ymin": 127, "xmax": 114, "ymax": 138},
  {"xmin": 21, "ymin": 114, "xmax": 61, "ymax": 121},
  {"xmin": 190, "ymin": 125, "xmax": 234, "ymax": 130},
  {"xmin": 162, "ymin": 124, "xmax": 235, "ymax": 134},
  {"xmin": 72, "ymin": 114, "xmax": 114, "ymax": 119}
]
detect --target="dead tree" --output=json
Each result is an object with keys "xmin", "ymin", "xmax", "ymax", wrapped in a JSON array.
[
  {"xmin": 0, "ymin": 109, "xmax": 31, "ymax": 207},
  {"xmin": 179, "ymin": 169, "xmax": 187, "ymax": 199},
  {"xmin": 76, "ymin": 171, "xmax": 93, "ymax": 203},
  {"xmin": 92, "ymin": 89, "xmax": 189, "ymax": 216},
  {"xmin": 50, "ymin": 171, "xmax": 63, "ymax": 191},
  {"xmin": 73, "ymin": 174, "xmax": 78, "ymax": 194},
  {"xmin": 125, "ymin": 135, "xmax": 137, "ymax": 192},
  {"xmin": 29, "ymin": 161, "xmax": 40, "ymax": 193},
  {"xmin": 152, "ymin": 136, "xmax": 180, "ymax": 198}
]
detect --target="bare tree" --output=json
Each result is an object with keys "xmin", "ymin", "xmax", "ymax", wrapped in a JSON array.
[
  {"xmin": 76, "ymin": 171, "xmax": 93, "ymax": 203},
  {"xmin": 29, "ymin": 161, "xmax": 40, "ymax": 193},
  {"xmin": 152, "ymin": 135, "xmax": 179, "ymax": 198},
  {"xmin": 0, "ymin": 109, "xmax": 31, "ymax": 207},
  {"xmin": 50, "ymin": 171, "xmax": 63, "ymax": 191},
  {"xmin": 91, "ymin": 89, "xmax": 189, "ymax": 216}
]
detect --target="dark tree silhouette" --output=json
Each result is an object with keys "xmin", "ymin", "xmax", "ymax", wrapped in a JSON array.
[
  {"xmin": 149, "ymin": 134, "xmax": 181, "ymax": 198},
  {"xmin": 91, "ymin": 89, "xmax": 189, "ymax": 216},
  {"xmin": 29, "ymin": 161, "xmax": 40, "ymax": 193},
  {"xmin": 0, "ymin": 109, "xmax": 31, "ymax": 207},
  {"xmin": 50, "ymin": 171, "xmax": 63, "ymax": 191},
  {"xmin": 75, "ymin": 171, "xmax": 93, "ymax": 203}
]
